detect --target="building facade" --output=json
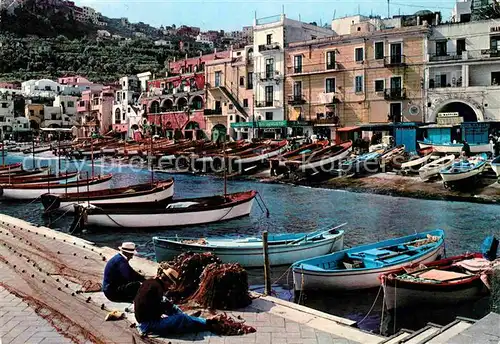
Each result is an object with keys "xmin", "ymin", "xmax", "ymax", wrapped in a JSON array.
[
  {"xmin": 205, "ymin": 46, "xmax": 254, "ymax": 140},
  {"xmin": 77, "ymin": 87, "xmax": 114, "ymax": 137},
  {"xmin": 1, "ymin": 92, "xmax": 29, "ymax": 139},
  {"xmin": 284, "ymin": 17, "xmax": 429, "ymax": 140},
  {"xmin": 250, "ymin": 14, "xmax": 334, "ymax": 138},
  {"xmin": 112, "ymin": 76, "xmax": 143, "ymax": 140}
]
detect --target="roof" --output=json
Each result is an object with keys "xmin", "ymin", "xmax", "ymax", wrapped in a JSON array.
[{"xmin": 337, "ymin": 126, "xmax": 360, "ymax": 132}]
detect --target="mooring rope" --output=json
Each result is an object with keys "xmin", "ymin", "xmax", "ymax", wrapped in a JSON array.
[{"xmin": 358, "ymin": 285, "xmax": 383, "ymax": 325}]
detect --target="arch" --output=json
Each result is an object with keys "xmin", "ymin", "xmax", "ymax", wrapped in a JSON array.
[
  {"xmin": 114, "ymin": 108, "xmax": 121, "ymax": 123},
  {"xmin": 430, "ymin": 99, "xmax": 484, "ymax": 123},
  {"xmin": 160, "ymin": 98, "xmax": 174, "ymax": 112},
  {"xmin": 176, "ymin": 97, "xmax": 188, "ymax": 111},
  {"xmin": 211, "ymin": 124, "xmax": 227, "ymax": 142},
  {"xmin": 48, "ymin": 123, "xmax": 61, "ymax": 128},
  {"xmin": 185, "ymin": 121, "xmax": 200, "ymax": 130},
  {"xmin": 149, "ymin": 100, "xmax": 160, "ymax": 114},
  {"xmin": 190, "ymin": 95, "xmax": 204, "ymax": 110},
  {"xmin": 131, "ymin": 124, "xmax": 139, "ymax": 130}
]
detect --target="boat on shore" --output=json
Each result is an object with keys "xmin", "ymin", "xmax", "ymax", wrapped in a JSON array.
[
  {"xmin": 340, "ymin": 151, "xmax": 382, "ymax": 176},
  {"xmin": 0, "ymin": 171, "xmax": 79, "ymax": 185},
  {"xmin": 153, "ymin": 224, "xmax": 346, "ymax": 268},
  {"xmin": 439, "ymin": 154, "xmax": 487, "ymax": 187},
  {"xmin": 75, "ymin": 190, "xmax": 257, "ymax": 229},
  {"xmin": 400, "ymin": 148, "xmax": 434, "ymax": 174},
  {"xmin": 380, "ymin": 145, "xmax": 406, "ymax": 169},
  {"xmin": 0, "ymin": 174, "xmax": 113, "ymax": 200},
  {"xmin": 287, "ymin": 141, "xmax": 352, "ymax": 174},
  {"xmin": 380, "ymin": 252, "xmax": 496, "ymax": 310},
  {"xmin": 418, "ymin": 140, "xmax": 492, "ymax": 154},
  {"xmin": 41, "ymin": 179, "xmax": 175, "ymax": 213},
  {"xmin": 292, "ymin": 229, "xmax": 445, "ymax": 291},
  {"xmin": 418, "ymin": 155, "xmax": 455, "ymax": 181},
  {"xmin": 231, "ymin": 140, "xmax": 288, "ymax": 171},
  {"xmin": 490, "ymin": 155, "xmax": 500, "ymax": 178}
]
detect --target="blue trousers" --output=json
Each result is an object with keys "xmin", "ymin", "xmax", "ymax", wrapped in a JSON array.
[{"xmin": 138, "ymin": 306, "xmax": 207, "ymax": 336}]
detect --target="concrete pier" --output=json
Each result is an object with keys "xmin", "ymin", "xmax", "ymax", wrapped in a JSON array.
[{"xmin": 0, "ymin": 214, "xmax": 382, "ymax": 344}]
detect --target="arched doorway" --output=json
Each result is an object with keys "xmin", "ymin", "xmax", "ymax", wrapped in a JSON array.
[
  {"xmin": 190, "ymin": 95, "xmax": 204, "ymax": 110},
  {"xmin": 437, "ymin": 101, "xmax": 478, "ymax": 122},
  {"xmin": 160, "ymin": 98, "xmax": 174, "ymax": 112},
  {"xmin": 211, "ymin": 124, "xmax": 227, "ymax": 143},
  {"xmin": 149, "ymin": 100, "xmax": 160, "ymax": 114},
  {"xmin": 176, "ymin": 97, "xmax": 188, "ymax": 111},
  {"xmin": 115, "ymin": 108, "xmax": 121, "ymax": 124},
  {"xmin": 184, "ymin": 121, "xmax": 200, "ymax": 140}
]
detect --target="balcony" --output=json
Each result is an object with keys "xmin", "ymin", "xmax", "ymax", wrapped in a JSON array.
[
  {"xmin": 258, "ymin": 71, "xmax": 280, "ymax": 82},
  {"xmin": 287, "ymin": 62, "xmax": 339, "ymax": 76},
  {"xmin": 318, "ymin": 92, "xmax": 340, "ymax": 105},
  {"xmin": 258, "ymin": 42, "xmax": 281, "ymax": 52},
  {"xmin": 384, "ymin": 88, "xmax": 407, "ymax": 100},
  {"xmin": 255, "ymin": 100, "xmax": 280, "ymax": 108},
  {"xmin": 314, "ymin": 115, "xmax": 340, "ymax": 126},
  {"xmin": 429, "ymin": 53, "xmax": 464, "ymax": 62},
  {"xmin": 203, "ymin": 108, "xmax": 223, "ymax": 116},
  {"xmin": 287, "ymin": 95, "xmax": 306, "ymax": 105},
  {"xmin": 384, "ymin": 55, "xmax": 406, "ymax": 67}
]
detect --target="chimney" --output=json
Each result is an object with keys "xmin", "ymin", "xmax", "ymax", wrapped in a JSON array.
[{"xmin": 417, "ymin": 16, "xmax": 420, "ymax": 25}]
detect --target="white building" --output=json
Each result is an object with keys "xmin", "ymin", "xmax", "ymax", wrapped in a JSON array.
[
  {"xmin": 112, "ymin": 76, "xmax": 143, "ymax": 139},
  {"xmin": 0, "ymin": 92, "xmax": 29, "ymax": 137},
  {"xmin": 425, "ymin": 3, "xmax": 500, "ymax": 123},
  {"xmin": 154, "ymin": 39, "xmax": 174, "ymax": 49},
  {"xmin": 82, "ymin": 6, "xmax": 98, "ymax": 23},
  {"xmin": 21, "ymin": 79, "xmax": 62, "ymax": 98},
  {"xmin": 250, "ymin": 14, "xmax": 333, "ymax": 138},
  {"xmin": 97, "ymin": 30, "xmax": 111, "ymax": 38},
  {"xmin": 53, "ymin": 95, "xmax": 78, "ymax": 117}
]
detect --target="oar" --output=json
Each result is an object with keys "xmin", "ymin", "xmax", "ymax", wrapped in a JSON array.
[{"xmin": 288, "ymin": 222, "xmax": 347, "ymax": 245}]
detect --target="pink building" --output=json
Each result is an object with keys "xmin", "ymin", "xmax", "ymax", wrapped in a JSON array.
[
  {"xmin": 58, "ymin": 75, "xmax": 93, "ymax": 86},
  {"xmin": 0, "ymin": 82, "xmax": 20, "ymax": 89},
  {"xmin": 78, "ymin": 86, "xmax": 115, "ymax": 137}
]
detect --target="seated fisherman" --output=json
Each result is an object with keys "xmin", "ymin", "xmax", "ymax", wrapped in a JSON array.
[
  {"xmin": 134, "ymin": 266, "xmax": 216, "ymax": 336},
  {"xmin": 102, "ymin": 242, "xmax": 145, "ymax": 302}
]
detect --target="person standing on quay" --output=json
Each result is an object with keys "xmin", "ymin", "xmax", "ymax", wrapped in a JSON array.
[{"xmin": 102, "ymin": 242, "xmax": 145, "ymax": 302}]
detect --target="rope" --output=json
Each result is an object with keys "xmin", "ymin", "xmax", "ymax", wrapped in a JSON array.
[
  {"xmin": 42, "ymin": 198, "xmax": 60, "ymax": 214},
  {"xmin": 256, "ymin": 192, "xmax": 270, "ymax": 217},
  {"xmin": 217, "ymin": 206, "xmax": 235, "ymax": 222},
  {"xmin": 358, "ymin": 285, "xmax": 382, "ymax": 325},
  {"xmin": 49, "ymin": 207, "xmax": 74, "ymax": 225},
  {"xmin": 26, "ymin": 196, "xmax": 42, "ymax": 206},
  {"xmin": 104, "ymin": 213, "xmax": 126, "ymax": 228}
]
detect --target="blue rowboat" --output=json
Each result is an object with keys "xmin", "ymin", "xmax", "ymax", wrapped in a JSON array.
[
  {"xmin": 292, "ymin": 229, "xmax": 445, "ymax": 291},
  {"xmin": 439, "ymin": 154, "xmax": 487, "ymax": 186},
  {"xmin": 340, "ymin": 152, "xmax": 382, "ymax": 175},
  {"xmin": 153, "ymin": 224, "xmax": 345, "ymax": 268}
]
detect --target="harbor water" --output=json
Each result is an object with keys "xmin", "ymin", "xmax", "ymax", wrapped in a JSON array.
[{"xmin": 0, "ymin": 153, "xmax": 498, "ymax": 334}]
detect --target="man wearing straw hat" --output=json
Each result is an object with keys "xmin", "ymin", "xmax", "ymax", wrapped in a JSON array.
[
  {"xmin": 134, "ymin": 265, "xmax": 216, "ymax": 337},
  {"xmin": 102, "ymin": 242, "xmax": 145, "ymax": 302}
]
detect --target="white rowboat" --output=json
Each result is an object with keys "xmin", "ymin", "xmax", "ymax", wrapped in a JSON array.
[{"xmin": 418, "ymin": 155, "xmax": 455, "ymax": 181}]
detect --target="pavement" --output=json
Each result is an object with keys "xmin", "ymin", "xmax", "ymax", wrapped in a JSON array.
[
  {"xmin": 444, "ymin": 313, "xmax": 500, "ymax": 344},
  {"xmin": 0, "ymin": 213, "xmax": 382, "ymax": 344}
]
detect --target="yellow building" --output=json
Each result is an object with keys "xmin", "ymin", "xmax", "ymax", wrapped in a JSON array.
[{"xmin": 25, "ymin": 104, "xmax": 45, "ymax": 130}]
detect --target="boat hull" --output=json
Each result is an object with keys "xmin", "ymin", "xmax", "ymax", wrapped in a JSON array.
[
  {"xmin": 84, "ymin": 195, "xmax": 255, "ymax": 229},
  {"xmin": 299, "ymin": 145, "xmax": 352, "ymax": 173},
  {"xmin": 419, "ymin": 155, "xmax": 455, "ymax": 181},
  {"xmin": 418, "ymin": 141, "xmax": 492, "ymax": 154},
  {"xmin": 440, "ymin": 161, "xmax": 486, "ymax": 183},
  {"xmin": 153, "ymin": 232, "xmax": 344, "ymax": 268},
  {"xmin": 0, "ymin": 177, "xmax": 112, "ymax": 200},
  {"xmin": 293, "ymin": 244, "xmax": 445, "ymax": 291}
]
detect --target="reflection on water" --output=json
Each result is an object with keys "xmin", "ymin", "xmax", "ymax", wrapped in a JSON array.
[{"xmin": 1, "ymin": 153, "xmax": 498, "ymax": 334}]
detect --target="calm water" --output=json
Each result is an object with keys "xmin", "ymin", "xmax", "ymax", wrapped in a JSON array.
[{"xmin": 1, "ymin": 153, "xmax": 498, "ymax": 334}]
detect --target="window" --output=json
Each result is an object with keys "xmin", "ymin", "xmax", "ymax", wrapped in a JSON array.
[
  {"xmin": 266, "ymin": 34, "xmax": 272, "ymax": 45},
  {"xmin": 374, "ymin": 42, "xmax": 384, "ymax": 60},
  {"xmin": 492, "ymin": 72, "xmax": 500, "ymax": 85},
  {"xmin": 128, "ymin": 107, "xmax": 131, "ymax": 113},
  {"xmin": 311, "ymin": 35, "xmax": 317, "ymax": 40},
  {"xmin": 375, "ymin": 80, "xmax": 385, "ymax": 92},
  {"xmin": 265, "ymin": 112, "xmax": 273, "ymax": 120},
  {"xmin": 436, "ymin": 40, "xmax": 447, "ymax": 56},
  {"xmin": 215, "ymin": 100, "xmax": 221, "ymax": 110},
  {"xmin": 435, "ymin": 74, "xmax": 447, "ymax": 87},
  {"xmin": 240, "ymin": 76, "xmax": 244, "ymax": 86},
  {"xmin": 325, "ymin": 78, "xmax": 335, "ymax": 93},
  {"xmin": 0, "ymin": 117, "xmax": 4, "ymax": 122},
  {"xmin": 1, "ymin": 103, "xmax": 7, "ymax": 108},
  {"xmin": 294, "ymin": 55, "xmax": 303, "ymax": 73},
  {"xmin": 326, "ymin": 51, "xmax": 336, "ymax": 69},
  {"xmin": 293, "ymin": 81, "xmax": 302, "ymax": 98},
  {"xmin": 355, "ymin": 76, "xmax": 363, "ymax": 93},
  {"xmin": 214, "ymin": 71, "xmax": 221, "ymax": 87},
  {"xmin": 491, "ymin": 36, "xmax": 500, "ymax": 56},
  {"xmin": 247, "ymin": 72, "xmax": 253, "ymax": 89},
  {"xmin": 265, "ymin": 58, "xmax": 274, "ymax": 79},
  {"xmin": 355, "ymin": 47, "xmax": 364, "ymax": 62},
  {"xmin": 265, "ymin": 85, "xmax": 273, "ymax": 106},
  {"xmin": 29, "ymin": 110, "xmax": 34, "ymax": 116},
  {"xmin": 67, "ymin": 101, "xmax": 75, "ymax": 107},
  {"xmin": 457, "ymin": 39, "xmax": 466, "ymax": 55},
  {"xmin": 243, "ymin": 99, "xmax": 249, "ymax": 108}
]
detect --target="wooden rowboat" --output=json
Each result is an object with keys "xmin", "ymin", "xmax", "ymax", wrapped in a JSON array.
[
  {"xmin": 76, "ymin": 190, "xmax": 257, "ymax": 229},
  {"xmin": 0, "ymin": 163, "xmax": 23, "ymax": 174},
  {"xmin": 0, "ymin": 174, "xmax": 113, "ymax": 200},
  {"xmin": 292, "ymin": 229, "xmax": 445, "ymax": 291},
  {"xmin": 418, "ymin": 140, "xmax": 492, "ymax": 154},
  {"xmin": 287, "ymin": 141, "xmax": 353, "ymax": 173},
  {"xmin": 439, "ymin": 154, "xmax": 487, "ymax": 185},
  {"xmin": 380, "ymin": 253, "xmax": 492, "ymax": 310},
  {"xmin": 418, "ymin": 155, "xmax": 455, "ymax": 181},
  {"xmin": 0, "ymin": 172, "xmax": 79, "ymax": 185},
  {"xmin": 41, "ymin": 179, "xmax": 175, "ymax": 213},
  {"xmin": 0, "ymin": 167, "xmax": 50, "ymax": 178},
  {"xmin": 153, "ymin": 225, "xmax": 345, "ymax": 268}
]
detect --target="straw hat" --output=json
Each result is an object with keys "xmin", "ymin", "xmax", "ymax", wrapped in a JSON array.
[
  {"xmin": 159, "ymin": 267, "xmax": 179, "ymax": 285},
  {"xmin": 118, "ymin": 242, "xmax": 137, "ymax": 254}
]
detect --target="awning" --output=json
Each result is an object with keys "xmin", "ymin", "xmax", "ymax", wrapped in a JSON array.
[{"xmin": 336, "ymin": 126, "xmax": 360, "ymax": 132}]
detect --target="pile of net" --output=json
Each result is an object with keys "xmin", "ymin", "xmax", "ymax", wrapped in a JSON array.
[
  {"xmin": 160, "ymin": 252, "xmax": 221, "ymax": 302},
  {"xmin": 186, "ymin": 262, "xmax": 252, "ymax": 310},
  {"xmin": 209, "ymin": 313, "xmax": 256, "ymax": 336}
]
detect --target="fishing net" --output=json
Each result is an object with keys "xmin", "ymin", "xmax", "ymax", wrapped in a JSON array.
[
  {"xmin": 208, "ymin": 313, "xmax": 256, "ymax": 336},
  {"xmin": 159, "ymin": 252, "xmax": 221, "ymax": 302},
  {"xmin": 186, "ymin": 262, "xmax": 252, "ymax": 310}
]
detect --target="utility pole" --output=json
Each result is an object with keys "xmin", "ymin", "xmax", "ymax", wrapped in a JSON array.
[{"xmin": 387, "ymin": 0, "xmax": 390, "ymax": 18}]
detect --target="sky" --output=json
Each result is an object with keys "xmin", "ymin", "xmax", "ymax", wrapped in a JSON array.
[{"xmin": 77, "ymin": 0, "xmax": 458, "ymax": 31}]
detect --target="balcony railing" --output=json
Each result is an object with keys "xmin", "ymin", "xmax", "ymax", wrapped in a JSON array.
[
  {"xmin": 287, "ymin": 62, "xmax": 339, "ymax": 75},
  {"xmin": 287, "ymin": 95, "xmax": 306, "ymax": 105},
  {"xmin": 258, "ymin": 42, "xmax": 281, "ymax": 52},
  {"xmin": 255, "ymin": 100, "xmax": 281, "ymax": 108},
  {"xmin": 384, "ymin": 88, "xmax": 406, "ymax": 100},
  {"xmin": 204, "ymin": 108, "xmax": 223, "ymax": 116},
  {"xmin": 429, "ymin": 53, "xmax": 464, "ymax": 62},
  {"xmin": 314, "ymin": 117, "xmax": 340, "ymax": 125},
  {"xmin": 384, "ymin": 55, "xmax": 406, "ymax": 67},
  {"xmin": 258, "ymin": 71, "xmax": 280, "ymax": 81},
  {"xmin": 428, "ymin": 78, "xmax": 463, "ymax": 88}
]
